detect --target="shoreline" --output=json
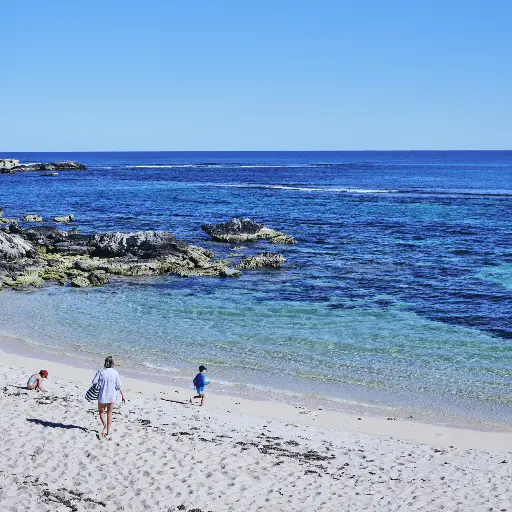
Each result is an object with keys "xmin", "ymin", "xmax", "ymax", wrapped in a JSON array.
[
  {"xmin": 2, "ymin": 334, "xmax": 511, "ymax": 510},
  {"xmin": 1, "ymin": 338, "xmax": 511, "ymax": 451},
  {"xmin": 1, "ymin": 326, "xmax": 510, "ymax": 434}
]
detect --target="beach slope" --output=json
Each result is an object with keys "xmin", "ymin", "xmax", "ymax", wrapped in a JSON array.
[{"xmin": 0, "ymin": 351, "xmax": 511, "ymax": 511}]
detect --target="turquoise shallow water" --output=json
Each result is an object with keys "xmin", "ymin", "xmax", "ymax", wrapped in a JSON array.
[
  {"xmin": 0, "ymin": 280, "xmax": 510, "ymax": 426},
  {"xmin": 478, "ymin": 263, "xmax": 512, "ymax": 291},
  {"xmin": 0, "ymin": 151, "xmax": 511, "ymax": 426}
]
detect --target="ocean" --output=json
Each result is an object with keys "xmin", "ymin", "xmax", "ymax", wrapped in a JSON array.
[{"xmin": 0, "ymin": 151, "xmax": 511, "ymax": 427}]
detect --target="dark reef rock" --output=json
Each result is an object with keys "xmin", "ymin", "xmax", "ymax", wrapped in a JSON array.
[
  {"xmin": 237, "ymin": 252, "xmax": 286, "ymax": 269},
  {"xmin": 219, "ymin": 266, "xmax": 242, "ymax": 277},
  {"xmin": 53, "ymin": 214, "xmax": 75, "ymax": 224},
  {"xmin": 88, "ymin": 271, "xmax": 109, "ymax": 286},
  {"xmin": 0, "ymin": 159, "xmax": 20, "ymax": 173},
  {"xmin": 202, "ymin": 218, "xmax": 296, "ymax": 244},
  {"xmin": 90, "ymin": 231, "xmax": 178, "ymax": 258},
  {"xmin": 0, "ymin": 225, "xmax": 244, "ymax": 288},
  {"xmin": 0, "ymin": 217, "xmax": 18, "ymax": 225},
  {"xmin": 23, "ymin": 226, "xmax": 71, "ymax": 246},
  {"xmin": 23, "ymin": 214, "xmax": 44, "ymax": 222},
  {"xmin": 6, "ymin": 223, "xmax": 22, "ymax": 234},
  {"xmin": 0, "ymin": 231, "xmax": 38, "ymax": 261},
  {"xmin": 18, "ymin": 161, "xmax": 86, "ymax": 172},
  {"xmin": 70, "ymin": 275, "xmax": 91, "ymax": 288},
  {"xmin": 0, "ymin": 159, "xmax": 87, "ymax": 174},
  {"xmin": 0, "ymin": 211, "xmax": 293, "ymax": 289}
]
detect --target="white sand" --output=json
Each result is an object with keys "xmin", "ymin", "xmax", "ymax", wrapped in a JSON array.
[{"xmin": 0, "ymin": 347, "xmax": 511, "ymax": 511}]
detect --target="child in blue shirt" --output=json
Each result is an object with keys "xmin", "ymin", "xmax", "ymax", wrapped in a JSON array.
[{"xmin": 190, "ymin": 365, "xmax": 210, "ymax": 407}]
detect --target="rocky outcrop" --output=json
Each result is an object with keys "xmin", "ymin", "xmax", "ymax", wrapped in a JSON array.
[
  {"xmin": 53, "ymin": 214, "xmax": 74, "ymax": 224},
  {"xmin": 237, "ymin": 252, "xmax": 286, "ymax": 269},
  {"xmin": 24, "ymin": 214, "xmax": 43, "ymax": 222},
  {"xmin": 6, "ymin": 223, "xmax": 22, "ymax": 234},
  {"xmin": 70, "ymin": 275, "xmax": 91, "ymax": 288},
  {"xmin": 88, "ymin": 271, "xmax": 109, "ymax": 286},
  {"xmin": 0, "ymin": 159, "xmax": 86, "ymax": 174},
  {"xmin": 90, "ymin": 231, "xmax": 177, "ymax": 258},
  {"xmin": 3, "ymin": 271, "xmax": 45, "ymax": 288},
  {"xmin": 202, "ymin": 218, "xmax": 296, "ymax": 244},
  {"xmin": 219, "ymin": 266, "xmax": 242, "ymax": 277},
  {"xmin": 0, "ymin": 159, "xmax": 20, "ymax": 173},
  {"xmin": 0, "ymin": 232, "xmax": 38, "ymax": 261},
  {"xmin": 23, "ymin": 226, "xmax": 70, "ymax": 246},
  {"xmin": 0, "ymin": 217, "xmax": 18, "ymax": 225},
  {"xmin": 0, "ymin": 213, "xmax": 292, "ymax": 289},
  {"xmin": 0, "ymin": 226, "xmax": 244, "ymax": 288}
]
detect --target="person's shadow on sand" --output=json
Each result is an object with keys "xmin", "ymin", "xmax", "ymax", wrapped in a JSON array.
[{"xmin": 27, "ymin": 418, "xmax": 88, "ymax": 432}]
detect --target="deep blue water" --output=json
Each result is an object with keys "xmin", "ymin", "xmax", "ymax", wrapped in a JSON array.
[{"xmin": 0, "ymin": 151, "xmax": 511, "ymax": 426}]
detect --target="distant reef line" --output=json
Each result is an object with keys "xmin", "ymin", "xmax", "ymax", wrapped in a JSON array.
[{"xmin": 0, "ymin": 158, "xmax": 86, "ymax": 174}]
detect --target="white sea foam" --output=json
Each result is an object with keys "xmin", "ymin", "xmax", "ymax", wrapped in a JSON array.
[
  {"xmin": 213, "ymin": 379, "xmax": 399, "ymax": 408},
  {"xmin": 214, "ymin": 379, "xmax": 306, "ymax": 397},
  {"xmin": 238, "ymin": 164, "xmax": 304, "ymax": 168},
  {"xmin": 127, "ymin": 165, "xmax": 198, "ymax": 168},
  {"xmin": 142, "ymin": 361, "xmax": 180, "ymax": 372},
  {"xmin": 212, "ymin": 183, "xmax": 398, "ymax": 194},
  {"xmin": 124, "ymin": 164, "xmax": 326, "ymax": 169},
  {"xmin": 321, "ymin": 395, "xmax": 399, "ymax": 410}
]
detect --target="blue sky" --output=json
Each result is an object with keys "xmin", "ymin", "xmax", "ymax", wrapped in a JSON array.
[{"xmin": 2, "ymin": 1, "xmax": 511, "ymax": 151}]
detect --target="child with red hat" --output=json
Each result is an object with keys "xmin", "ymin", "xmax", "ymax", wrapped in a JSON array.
[{"xmin": 27, "ymin": 370, "xmax": 48, "ymax": 392}]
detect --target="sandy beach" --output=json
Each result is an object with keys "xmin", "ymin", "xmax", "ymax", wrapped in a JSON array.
[
  {"xmin": 0, "ymin": 346, "xmax": 511, "ymax": 511},
  {"xmin": 3, "ymin": 0, "xmax": 512, "ymax": 508}
]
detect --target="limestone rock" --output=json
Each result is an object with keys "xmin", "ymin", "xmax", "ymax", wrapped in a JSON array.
[
  {"xmin": 1, "ymin": 221, "xmax": 291, "ymax": 289},
  {"xmin": 14, "ymin": 161, "xmax": 87, "ymax": 172},
  {"xmin": 6, "ymin": 223, "xmax": 23, "ymax": 234},
  {"xmin": 219, "ymin": 266, "xmax": 242, "ymax": 277},
  {"xmin": 0, "ymin": 232, "xmax": 38, "ymax": 261},
  {"xmin": 24, "ymin": 214, "xmax": 44, "ymax": 222},
  {"xmin": 0, "ymin": 160, "xmax": 86, "ymax": 174},
  {"xmin": 53, "ymin": 214, "xmax": 75, "ymax": 224},
  {"xmin": 23, "ymin": 226, "xmax": 70, "ymax": 246},
  {"xmin": 104, "ymin": 260, "xmax": 161, "ymax": 276},
  {"xmin": 70, "ymin": 275, "xmax": 91, "ymax": 287},
  {"xmin": 0, "ymin": 159, "xmax": 20, "ymax": 173},
  {"xmin": 74, "ymin": 259, "xmax": 102, "ymax": 272},
  {"xmin": 3, "ymin": 273, "xmax": 44, "ymax": 288},
  {"xmin": 202, "ymin": 218, "xmax": 296, "ymax": 244},
  {"xmin": 0, "ymin": 217, "xmax": 18, "ymax": 225},
  {"xmin": 237, "ymin": 252, "xmax": 286, "ymax": 269},
  {"xmin": 88, "ymin": 271, "xmax": 109, "ymax": 286},
  {"xmin": 90, "ymin": 231, "xmax": 178, "ymax": 259},
  {"xmin": 269, "ymin": 234, "xmax": 296, "ymax": 244}
]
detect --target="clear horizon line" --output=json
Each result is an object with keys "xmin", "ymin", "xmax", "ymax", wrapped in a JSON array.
[{"xmin": 2, "ymin": 149, "xmax": 512, "ymax": 153}]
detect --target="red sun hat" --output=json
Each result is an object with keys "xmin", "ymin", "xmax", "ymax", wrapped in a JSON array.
[{"xmin": 41, "ymin": 370, "xmax": 49, "ymax": 378}]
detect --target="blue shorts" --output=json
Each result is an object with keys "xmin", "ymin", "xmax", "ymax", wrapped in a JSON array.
[{"xmin": 195, "ymin": 387, "xmax": 205, "ymax": 395}]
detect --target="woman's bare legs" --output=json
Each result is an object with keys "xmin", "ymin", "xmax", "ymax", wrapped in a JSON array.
[
  {"xmin": 98, "ymin": 402, "xmax": 107, "ymax": 437},
  {"xmin": 106, "ymin": 403, "xmax": 114, "ymax": 436}
]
